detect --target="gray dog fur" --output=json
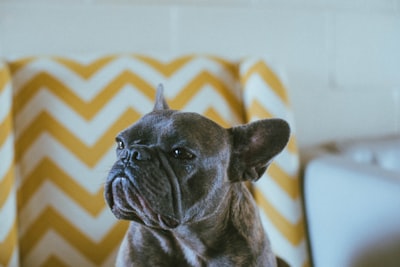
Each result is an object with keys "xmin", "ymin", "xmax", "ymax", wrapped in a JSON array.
[{"xmin": 104, "ymin": 85, "xmax": 290, "ymax": 267}]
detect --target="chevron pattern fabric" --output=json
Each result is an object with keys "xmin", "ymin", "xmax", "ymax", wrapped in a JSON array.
[
  {"xmin": 0, "ymin": 62, "xmax": 20, "ymax": 267},
  {"xmin": 0, "ymin": 55, "xmax": 308, "ymax": 267},
  {"xmin": 240, "ymin": 59, "xmax": 309, "ymax": 267}
]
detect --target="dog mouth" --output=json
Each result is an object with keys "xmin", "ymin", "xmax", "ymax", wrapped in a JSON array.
[{"xmin": 105, "ymin": 175, "xmax": 179, "ymax": 229}]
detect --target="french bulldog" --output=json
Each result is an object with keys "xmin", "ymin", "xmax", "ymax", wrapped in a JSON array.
[{"xmin": 105, "ymin": 85, "xmax": 290, "ymax": 267}]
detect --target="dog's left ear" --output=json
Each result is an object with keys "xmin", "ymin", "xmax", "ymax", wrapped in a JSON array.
[
  {"xmin": 228, "ymin": 119, "xmax": 290, "ymax": 182},
  {"xmin": 153, "ymin": 84, "xmax": 170, "ymax": 111}
]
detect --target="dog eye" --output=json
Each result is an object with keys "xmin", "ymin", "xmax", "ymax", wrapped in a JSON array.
[
  {"xmin": 116, "ymin": 139, "xmax": 125, "ymax": 150},
  {"xmin": 171, "ymin": 148, "xmax": 195, "ymax": 160}
]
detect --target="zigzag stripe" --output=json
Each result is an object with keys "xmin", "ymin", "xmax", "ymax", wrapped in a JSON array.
[
  {"xmin": 0, "ymin": 63, "xmax": 17, "ymax": 267},
  {"xmin": 23, "ymin": 233, "xmax": 90, "ymax": 267},
  {"xmin": 18, "ymin": 158, "xmax": 104, "ymax": 216},
  {"xmin": 17, "ymin": 134, "xmax": 113, "ymax": 193},
  {"xmin": 18, "ymin": 182, "xmax": 117, "ymax": 241},
  {"xmin": 268, "ymin": 163, "xmax": 300, "ymax": 199},
  {"xmin": 13, "ymin": 70, "xmax": 241, "ymax": 122},
  {"xmin": 256, "ymin": 175, "xmax": 302, "ymax": 224},
  {"xmin": 133, "ymin": 55, "xmax": 194, "ymax": 77},
  {"xmin": 16, "ymin": 106, "xmax": 239, "ymax": 191},
  {"xmin": 8, "ymin": 57, "xmax": 35, "ymax": 74},
  {"xmin": 42, "ymin": 256, "xmax": 69, "ymax": 267},
  {"xmin": 13, "ymin": 86, "xmax": 151, "ymax": 142},
  {"xmin": 204, "ymin": 107, "xmax": 231, "ymax": 128},
  {"xmin": 248, "ymin": 98, "xmax": 273, "ymax": 118},
  {"xmin": 163, "ymin": 65, "xmax": 239, "ymax": 100},
  {"xmin": 22, "ymin": 231, "xmax": 115, "ymax": 267},
  {"xmin": 258, "ymin": 211, "xmax": 309, "ymax": 267},
  {"xmin": 273, "ymin": 151, "xmax": 299, "ymax": 179},
  {"xmin": 19, "ymin": 55, "xmax": 195, "ymax": 82},
  {"xmin": 0, "ymin": 184, "xmax": 17, "ymax": 238},
  {"xmin": 241, "ymin": 60, "xmax": 289, "ymax": 105},
  {"xmin": 0, "ymin": 167, "xmax": 14, "ymax": 210},
  {"xmin": 244, "ymin": 56, "xmax": 307, "ymax": 264},
  {"xmin": 14, "ymin": 85, "xmax": 241, "ymax": 166},
  {"xmin": 20, "ymin": 207, "xmax": 128, "ymax": 265},
  {"xmin": 0, "ymin": 94, "xmax": 11, "ymax": 126},
  {"xmin": 10, "ymin": 57, "xmax": 238, "ymax": 103},
  {"xmin": 54, "ymin": 56, "xmax": 117, "ymax": 79},
  {"xmin": 207, "ymin": 56, "xmax": 239, "ymax": 77},
  {"xmin": 0, "ymin": 111, "xmax": 12, "ymax": 147},
  {"xmin": 10, "ymin": 58, "xmax": 121, "ymax": 99},
  {"xmin": 14, "ymin": 85, "xmax": 239, "ymax": 143},
  {"xmin": 169, "ymin": 71, "xmax": 242, "ymax": 112},
  {"xmin": 253, "ymin": 188, "xmax": 305, "ymax": 246},
  {"xmin": 15, "ymin": 109, "xmax": 139, "ymax": 167},
  {"xmin": 13, "ymin": 71, "xmax": 153, "ymax": 120},
  {"xmin": 53, "ymin": 55, "xmax": 235, "ymax": 83},
  {"xmin": 0, "ymin": 65, "xmax": 12, "ymax": 149},
  {"xmin": 9, "ymin": 56, "xmax": 117, "ymax": 81},
  {"xmin": 15, "ymin": 102, "xmax": 239, "ymax": 170},
  {"xmin": 244, "ymin": 89, "xmax": 289, "ymax": 128},
  {"xmin": 9, "ymin": 56, "xmax": 305, "ymax": 266},
  {"xmin": 10, "ymin": 55, "xmax": 237, "ymax": 84},
  {"xmin": 14, "ymin": 120, "xmax": 297, "ymax": 217},
  {"xmin": 0, "ymin": 65, "xmax": 10, "ymax": 88},
  {"xmin": 181, "ymin": 87, "xmax": 244, "ymax": 126},
  {"xmin": 0, "ymin": 219, "xmax": 18, "ymax": 266}
]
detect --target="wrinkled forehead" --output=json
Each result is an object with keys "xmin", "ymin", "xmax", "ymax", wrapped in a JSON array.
[
  {"xmin": 165, "ymin": 112, "xmax": 228, "ymax": 145},
  {"xmin": 120, "ymin": 110, "xmax": 229, "ymax": 149}
]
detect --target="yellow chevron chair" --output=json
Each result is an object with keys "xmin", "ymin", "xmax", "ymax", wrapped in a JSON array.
[{"xmin": 0, "ymin": 55, "xmax": 308, "ymax": 267}]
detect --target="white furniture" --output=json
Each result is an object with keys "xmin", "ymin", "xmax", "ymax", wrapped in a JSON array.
[{"xmin": 304, "ymin": 136, "xmax": 400, "ymax": 267}]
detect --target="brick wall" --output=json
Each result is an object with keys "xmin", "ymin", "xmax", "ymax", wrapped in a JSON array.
[{"xmin": 0, "ymin": 0, "xmax": 399, "ymax": 152}]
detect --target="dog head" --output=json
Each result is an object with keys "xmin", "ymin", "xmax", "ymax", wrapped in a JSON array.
[{"xmin": 104, "ymin": 85, "xmax": 290, "ymax": 229}]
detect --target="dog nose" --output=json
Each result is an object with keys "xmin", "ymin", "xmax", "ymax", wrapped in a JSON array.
[{"xmin": 120, "ymin": 146, "xmax": 152, "ymax": 163}]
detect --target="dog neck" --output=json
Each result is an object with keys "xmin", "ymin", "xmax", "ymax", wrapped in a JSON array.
[
  {"xmin": 170, "ymin": 183, "xmax": 268, "ymax": 265},
  {"xmin": 123, "ymin": 183, "xmax": 273, "ymax": 266}
]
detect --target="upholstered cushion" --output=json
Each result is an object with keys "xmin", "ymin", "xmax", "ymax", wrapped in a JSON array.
[
  {"xmin": 240, "ymin": 58, "xmax": 308, "ymax": 267},
  {"xmin": 0, "ymin": 61, "xmax": 20, "ymax": 267},
  {"xmin": 2, "ymin": 55, "xmax": 308, "ymax": 267}
]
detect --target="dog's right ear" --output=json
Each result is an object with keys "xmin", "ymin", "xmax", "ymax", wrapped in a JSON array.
[
  {"xmin": 227, "ymin": 119, "xmax": 290, "ymax": 182},
  {"xmin": 153, "ymin": 84, "xmax": 170, "ymax": 111}
]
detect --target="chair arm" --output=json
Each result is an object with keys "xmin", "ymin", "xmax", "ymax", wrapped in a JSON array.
[{"xmin": 304, "ymin": 155, "xmax": 400, "ymax": 267}]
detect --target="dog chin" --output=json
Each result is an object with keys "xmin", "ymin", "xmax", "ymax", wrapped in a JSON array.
[{"xmin": 106, "ymin": 176, "xmax": 179, "ymax": 229}]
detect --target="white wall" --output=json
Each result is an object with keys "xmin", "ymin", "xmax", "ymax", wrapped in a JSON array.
[{"xmin": 1, "ymin": 0, "xmax": 399, "ymax": 155}]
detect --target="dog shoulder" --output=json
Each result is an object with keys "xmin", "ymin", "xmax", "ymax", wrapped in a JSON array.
[{"xmin": 230, "ymin": 184, "xmax": 265, "ymax": 244}]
